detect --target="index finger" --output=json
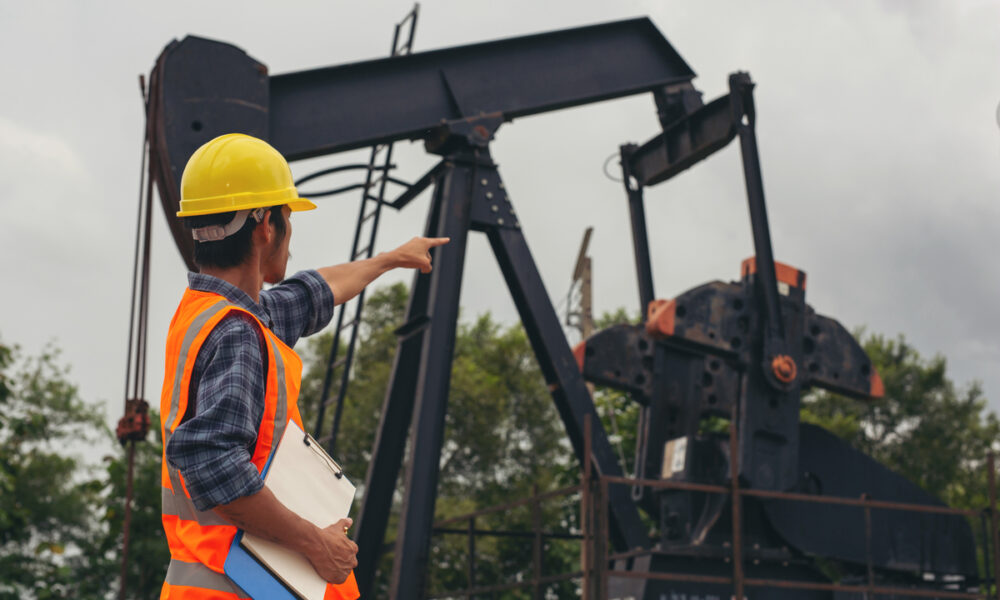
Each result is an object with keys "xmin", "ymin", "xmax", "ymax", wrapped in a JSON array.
[{"xmin": 425, "ymin": 237, "xmax": 450, "ymax": 247}]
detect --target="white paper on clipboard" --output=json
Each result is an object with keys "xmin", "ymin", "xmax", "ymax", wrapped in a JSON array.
[{"xmin": 241, "ymin": 420, "xmax": 356, "ymax": 600}]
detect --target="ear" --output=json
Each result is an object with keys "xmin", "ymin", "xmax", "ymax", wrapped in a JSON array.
[{"xmin": 253, "ymin": 217, "xmax": 272, "ymax": 246}]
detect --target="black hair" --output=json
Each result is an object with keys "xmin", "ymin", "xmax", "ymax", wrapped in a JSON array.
[{"xmin": 185, "ymin": 205, "xmax": 287, "ymax": 270}]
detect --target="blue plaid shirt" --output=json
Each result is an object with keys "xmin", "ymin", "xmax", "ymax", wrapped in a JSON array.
[{"xmin": 165, "ymin": 270, "xmax": 334, "ymax": 511}]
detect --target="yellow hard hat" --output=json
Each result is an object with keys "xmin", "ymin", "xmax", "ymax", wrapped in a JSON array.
[{"xmin": 176, "ymin": 133, "xmax": 316, "ymax": 217}]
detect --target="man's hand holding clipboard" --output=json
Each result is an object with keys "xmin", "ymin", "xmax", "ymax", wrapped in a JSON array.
[{"xmin": 304, "ymin": 516, "xmax": 357, "ymax": 585}]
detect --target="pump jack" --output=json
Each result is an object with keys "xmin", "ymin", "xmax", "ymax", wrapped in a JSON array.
[{"xmin": 145, "ymin": 17, "xmax": 978, "ymax": 599}]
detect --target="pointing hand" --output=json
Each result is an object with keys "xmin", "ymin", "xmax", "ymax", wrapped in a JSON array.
[{"xmin": 392, "ymin": 237, "xmax": 451, "ymax": 274}]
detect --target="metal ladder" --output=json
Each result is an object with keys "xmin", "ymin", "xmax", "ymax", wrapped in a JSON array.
[{"xmin": 312, "ymin": 4, "xmax": 420, "ymax": 454}]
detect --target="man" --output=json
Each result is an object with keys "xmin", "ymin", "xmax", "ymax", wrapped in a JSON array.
[{"xmin": 159, "ymin": 133, "xmax": 448, "ymax": 599}]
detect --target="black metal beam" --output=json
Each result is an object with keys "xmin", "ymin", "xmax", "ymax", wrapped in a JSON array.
[
  {"xmin": 352, "ymin": 170, "xmax": 444, "ymax": 597},
  {"xmin": 151, "ymin": 17, "xmax": 699, "ymax": 167},
  {"xmin": 268, "ymin": 18, "xmax": 695, "ymax": 159},
  {"xmin": 149, "ymin": 19, "xmax": 695, "ymax": 240},
  {"xmin": 627, "ymin": 91, "xmax": 738, "ymax": 187},
  {"xmin": 729, "ymin": 73, "xmax": 787, "ymax": 358},
  {"xmin": 619, "ymin": 144, "xmax": 656, "ymax": 315},
  {"xmin": 388, "ymin": 152, "xmax": 477, "ymax": 600},
  {"xmin": 483, "ymin": 218, "xmax": 648, "ymax": 552}
]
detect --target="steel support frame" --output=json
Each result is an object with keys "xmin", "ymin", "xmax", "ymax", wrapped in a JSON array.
[
  {"xmin": 621, "ymin": 72, "xmax": 783, "ymax": 339},
  {"xmin": 353, "ymin": 156, "xmax": 456, "ymax": 596},
  {"xmin": 485, "ymin": 211, "xmax": 647, "ymax": 553},
  {"xmin": 354, "ymin": 139, "xmax": 647, "ymax": 598},
  {"xmin": 619, "ymin": 144, "xmax": 655, "ymax": 315},
  {"xmin": 728, "ymin": 73, "xmax": 787, "ymax": 356}
]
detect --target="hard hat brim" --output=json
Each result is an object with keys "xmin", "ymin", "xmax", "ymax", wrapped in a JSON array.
[
  {"xmin": 177, "ymin": 194, "xmax": 316, "ymax": 217},
  {"xmin": 287, "ymin": 197, "xmax": 317, "ymax": 212}
]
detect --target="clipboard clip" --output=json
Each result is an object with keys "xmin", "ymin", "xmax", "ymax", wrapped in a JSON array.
[{"xmin": 302, "ymin": 432, "xmax": 347, "ymax": 479}]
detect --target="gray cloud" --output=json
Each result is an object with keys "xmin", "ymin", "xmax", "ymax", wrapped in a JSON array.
[{"xmin": 1, "ymin": 0, "xmax": 998, "ymax": 438}]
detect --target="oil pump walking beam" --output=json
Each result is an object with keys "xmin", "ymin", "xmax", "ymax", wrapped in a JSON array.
[
  {"xmin": 269, "ymin": 18, "xmax": 695, "ymax": 159},
  {"xmin": 149, "ymin": 18, "xmax": 696, "ymax": 250}
]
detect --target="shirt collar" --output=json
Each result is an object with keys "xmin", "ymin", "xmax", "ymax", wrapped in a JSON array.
[{"xmin": 187, "ymin": 272, "xmax": 273, "ymax": 328}]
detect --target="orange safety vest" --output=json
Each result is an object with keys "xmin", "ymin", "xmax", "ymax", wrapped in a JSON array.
[{"xmin": 159, "ymin": 288, "xmax": 360, "ymax": 600}]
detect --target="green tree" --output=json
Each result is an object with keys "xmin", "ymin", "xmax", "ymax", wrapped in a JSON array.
[
  {"xmin": 0, "ymin": 340, "xmax": 112, "ymax": 599},
  {"xmin": 103, "ymin": 414, "xmax": 169, "ymax": 599},
  {"xmin": 298, "ymin": 285, "xmax": 583, "ymax": 598}
]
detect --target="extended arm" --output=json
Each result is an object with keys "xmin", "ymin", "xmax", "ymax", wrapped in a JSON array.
[
  {"xmin": 317, "ymin": 237, "xmax": 449, "ymax": 305},
  {"xmin": 213, "ymin": 487, "xmax": 357, "ymax": 584}
]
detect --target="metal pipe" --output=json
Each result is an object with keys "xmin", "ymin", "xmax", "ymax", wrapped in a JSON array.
[
  {"xmin": 581, "ymin": 414, "xmax": 592, "ymax": 600},
  {"xmin": 432, "ymin": 484, "xmax": 581, "ymax": 528},
  {"xmin": 607, "ymin": 570, "xmax": 985, "ymax": 599},
  {"xmin": 619, "ymin": 144, "xmax": 655, "ymax": 313},
  {"xmin": 532, "ymin": 485, "xmax": 543, "ymax": 600},
  {"xmin": 599, "ymin": 474, "xmax": 981, "ymax": 517},
  {"xmin": 728, "ymin": 415, "xmax": 745, "ymax": 600},
  {"xmin": 424, "ymin": 571, "xmax": 583, "ymax": 599},
  {"xmin": 598, "ymin": 478, "xmax": 610, "ymax": 600},
  {"xmin": 607, "ymin": 570, "xmax": 731, "ymax": 586},
  {"xmin": 432, "ymin": 528, "xmax": 581, "ymax": 540},
  {"xmin": 118, "ymin": 441, "xmax": 136, "ymax": 600},
  {"xmin": 403, "ymin": 3, "xmax": 419, "ymax": 52},
  {"xmin": 863, "ymin": 493, "xmax": 874, "ymax": 598},
  {"xmin": 123, "ymin": 76, "xmax": 149, "ymax": 406},
  {"xmin": 740, "ymin": 487, "xmax": 981, "ymax": 517},
  {"xmin": 293, "ymin": 162, "xmax": 394, "ymax": 186},
  {"xmin": 742, "ymin": 576, "xmax": 984, "ymax": 599},
  {"xmin": 297, "ymin": 182, "xmax": 374, "ymax": 199},
  {"xmin": 989, "ymin": 452, "xmax": 1000, "ymax": 600},
  {"xmin": 467, "ymin": 516, "xmax": 475, "ymax": 599},
  {"xmin": 980, "ymin": 511, "xmax": 992, "ymax": 599}
]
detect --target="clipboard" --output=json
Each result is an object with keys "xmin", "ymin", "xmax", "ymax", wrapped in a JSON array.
[{"xmin": 224, "ymin": 420, "xmax": 356, "ymax": 600}]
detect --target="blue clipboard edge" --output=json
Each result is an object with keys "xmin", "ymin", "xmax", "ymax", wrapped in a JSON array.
[
  {"xmin": 223, "ymin": 434, "xmax": 302, "ymax": 600},
  {"xmin": 225, "ymin": 531, "xmax": 302, "ymax": 600}
]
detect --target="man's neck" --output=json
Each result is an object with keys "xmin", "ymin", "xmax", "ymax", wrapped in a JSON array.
[{"xmin": 199, "ymin": 264, "xmax": 264, "ymax": 303}]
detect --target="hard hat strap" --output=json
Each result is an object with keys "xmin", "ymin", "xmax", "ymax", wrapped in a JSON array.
[{"xmin": 191, "ymin": 207, "xmax": 268, "ymax": 242}]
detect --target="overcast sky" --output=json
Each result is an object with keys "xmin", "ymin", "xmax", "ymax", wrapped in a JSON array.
[{"xmin": 1, "ymin": 0, "xmax": 999, "ymax": 439}]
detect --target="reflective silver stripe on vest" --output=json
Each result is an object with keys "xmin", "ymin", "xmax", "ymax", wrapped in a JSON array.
[
  {"xmin": 165, "ymin": 559, "xmax": 249, "ymax": 597},
  {"xmin": 161, "ymin": 300, "xmax": 230, "ymax": 526},
  {"xmin": 164, "ymin": 299, "xmax": 230, "ymax": 445},
  {"xmin": 266, "ymin": 335, "xmax": 289, "ymax": 465},
  {"xmin": 161, "ymin": 486, "xmax": 230, "ymax": 527}
]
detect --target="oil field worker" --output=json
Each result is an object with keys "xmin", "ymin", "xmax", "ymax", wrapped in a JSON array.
[{"xmin": 158, "ymin": 133, "xmax": 449, "ymax": 600}]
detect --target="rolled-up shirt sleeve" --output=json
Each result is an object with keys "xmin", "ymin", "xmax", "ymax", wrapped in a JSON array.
[
  {"xmin": 261, "ymin": 270, "xmax": 335, "ymax": 346},
  {"xmin": 165, "ymin": 315, "xmax": 267, "ymax": 511}
]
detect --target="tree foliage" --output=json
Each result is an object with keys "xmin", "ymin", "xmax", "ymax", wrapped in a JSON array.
[
  {"xmin": 298, "ymin": 284, "xmax": 582, "ymax": 598},
  {"xmin": 104, "ymin": 416, "xmax": 170, "ymax": 598},
  {"xmin": 0, "ymin": 340, "xmax": 111, "ymax": 599},
  {"xmin": 3, "ymin": 302, "xmax": 997, "ymax": 599},
  {"xmin": 0, "ymin": 337, "xmax": 169, "ymax": 600}
]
